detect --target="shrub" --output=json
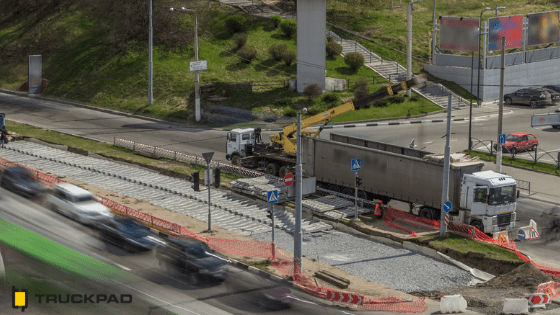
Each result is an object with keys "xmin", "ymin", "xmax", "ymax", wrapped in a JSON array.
[
  {"xmin": 354, "ymin": 77, "xmax": 368, "ymax": 89},
  {"xmin": 306, "ymin": 107, "xmax": 322, "ymax": 116},
  {"xmin": 271, "ymin": 15, "xmax": 282, "ymax": 28},
  {"xmin": 279, "ymin": 19, "xmax": 297, "ymax": 37},
  {"xmin": 344, "ymin": 52, "xmax": 365, "ymax": 71},
  {"xmin": 225, "ymin": 16, "xmax": 247, "ymax": 34},
  {"xmin": 322, "ymin": 93, "xmax": 340, "ymax": 103},
  {"xmin": 390, "ymin": 95, "xmax": 406, "ymax": 104},
  {"xmin": 281, "ymin": 49, "xmax": 296, "ymax": 66},
  {"xmin": 303, "ymin": 84, "xmax": 323, "ymax": 101},
  {"xmin": 373, "ymin": 98, "xmax": 390, "ymax": 107},
  {"xmin": 237, "ymin": 46, "xmax": 257, "ymax": 63},
  {"xmin": 354, "ymin": 86, "xmax": 369, "ymax": 101},
  {"xmin": 327, "ymin": 36, "xmax": 334, "ymax": 43},
  {"xmin": 269, "ymin": 43, "xmax": 288, "ymax": 61},
  {"xmin": 326, "ymin": 42, "xmax": 343, "ymax": 59},
  {"xmin": 273, "ymin": 98, "xmax": 293, "ymax": 106},
  {"xmin": 232, "ymin": 33, "xmax": 248, "ymax": 49},
  {"xmin": 284, "ymin": 107, "xmax": 297, "ymax": 117}
]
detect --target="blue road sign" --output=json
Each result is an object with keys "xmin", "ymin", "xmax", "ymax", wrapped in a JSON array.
[
  {"xmin": 498, "ymin": 134, "xmax": 506, "ymax": 145},
  {"xmin": 267, "ymin": 190, "xmax": 279, "ymax": 204},
  {"xmin": 351, "ymin": 158, "xmax": 362, "ymax": 171},
  {"xmin": 443, "ymin": 201, "xmax": 452, "ymax": 213},
  {"xmin": 518, "ymin": 229, "xmax": 526, "ymax": 241}
]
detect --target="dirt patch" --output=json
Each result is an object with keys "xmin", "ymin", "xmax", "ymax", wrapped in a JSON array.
[
  {"xmin": 480, "ymin": 261, "xmax": 559, "ymax": 290},
  {"xmin": 435, "ymin": 249, "xmax": 524, "ymax": 276}
]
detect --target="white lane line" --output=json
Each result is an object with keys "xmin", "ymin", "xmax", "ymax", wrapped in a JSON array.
[
  {"xmin": 424, "ymin": 141, "xmax": 434, "ymax": 144},
  {"xmin": 114, "ymin": 263, "xmax": 131, "ymax": 271},
  {"xmin": 111, "ymin": 279, "xmax": 201, "ymax": 315}
]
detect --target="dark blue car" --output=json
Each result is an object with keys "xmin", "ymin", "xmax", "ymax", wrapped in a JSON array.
[{"xmin": 98, "ymin": 216, "xmax": 162, "ymax": 251}]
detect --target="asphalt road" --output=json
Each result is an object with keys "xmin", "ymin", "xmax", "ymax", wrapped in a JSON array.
[{"xmin": 0, "ymin": 188, "xmax": 375, "ymax": 315}]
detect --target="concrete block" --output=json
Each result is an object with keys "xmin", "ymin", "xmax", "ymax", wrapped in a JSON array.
[
  {"xmin": 502, "ymin": 298, "xmax": 529, "ymax": 314},
  {"xmin": 440, "ymin": 295, "xmax": 467, "ymax": 313}
]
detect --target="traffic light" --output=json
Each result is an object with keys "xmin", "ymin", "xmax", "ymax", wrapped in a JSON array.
[
  {"xmin": 191, "ymin": 171, "xmax": 200, "ymax": 191},
  {"xmin": 214, "ymin": 168, "xmax": 221, "ymax": 188},
  {"xmin": 267, "ymin": 209, "xmax": 273, "ymax": 220},
  {"xmin": 355, "ymin": 176, "xmax": 362, "ymax": 187}
]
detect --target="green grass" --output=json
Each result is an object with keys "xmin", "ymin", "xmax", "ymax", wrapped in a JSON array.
[
  {"xmin": 419, "ymin": 234, "xmax": 522, "ymax": 262},
  {"xmin": 466, "ymin": 150, "xmax": 560, "ymax": 176},
  {"xmin": 246, "ymin": 259, "xmax": 273, "ymax": 271}
]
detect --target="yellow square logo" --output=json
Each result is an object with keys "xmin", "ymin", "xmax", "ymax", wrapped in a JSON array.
[
  {"xmin": 14, "ymin": 292, "xmax": 26, "ymax": 306},
  {"xmin": 12, "ymin": 286, "xmax": 28, "ymax": 312}
]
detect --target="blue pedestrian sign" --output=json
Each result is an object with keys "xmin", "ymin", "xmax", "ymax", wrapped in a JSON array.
[
  {"xmin": 518, "ymin": 229, "xmax": 526, "ymax": 241},
  {"xmin": 267, "ymin": 190, "xmax": 279, "ymax": 204},
  {"xmin": 351, "ymin": 158, "xmax": 362, "ymax": 171},
  {"xmin": 498, "ymin": 134, "xmax": 506, "ymax": 145},
  {"xmin": 443, "ymin": 201, "xmax": 452, "ymax": 213}
]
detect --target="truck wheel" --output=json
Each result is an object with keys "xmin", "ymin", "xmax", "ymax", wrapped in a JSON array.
[
  {"xmin": 470, "ymin": 219, "xmax": 484, "ymax": 233},
  {"xmin": 279, "ymin": 166, "xmax": 289, "ymax": 178},
  {"xmin": 341, "ymin": 187, "xmax": 353, "ymax": 196},
  {"xmin": 327, "ymin": 184, "xmax": 340, "ymax": 193},
  {"xmin": 265, "ymin": 163, "xmax": 280, "ymax": 176},
  {"xmin": 357, "ymin": 190, "xmax": 367, "ymax": 200},
  {"xmin": 419, "ymin": 207, "xmax": 435, "ymax": 220},
  {"xmin": 231, "ymin": 155, "xmax": 242, "ymax": 166}
]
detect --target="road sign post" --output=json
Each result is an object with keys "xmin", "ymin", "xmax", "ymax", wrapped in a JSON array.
[
  {"xmin": 351, "ymin": 159, "xmax": 362, "ymax": 221},
  {"xmin": 443, "ymin": 201, "xmax": 452, "ymax": 228},
  {"xmin": 202, "ymin": 152, "xmax": 214, "ymax": 233},
  {"xmin": 268, "ymin": 190, "xmax": 279, "ymax": 259}
]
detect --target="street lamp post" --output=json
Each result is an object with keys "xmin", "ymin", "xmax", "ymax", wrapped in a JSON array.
[
  {"xmin": 170, "ymin": 7, "xmax": 201, "ymax": 122},
  {"xmin": 149, "ymin": 0, "xmax": 153, "ymax": 106},
  {"xmin": 476, "ymin": 7, "xmax": 491, "ymax": 107},
  {"xmin": 407, "ymin": 0, "xmax": 423, "ymax": 97},
  {"xmin": 494, "ymin": 5, "xmax": 506, "ymax": 17}
]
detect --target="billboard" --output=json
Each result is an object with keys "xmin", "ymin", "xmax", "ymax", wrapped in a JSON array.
[
  {"xmin": 487, "ymin": 15, "xmax": 524, "ymax": 51},
  {"xmin": 527, "ymin": 11, "xmax": 560, "ymax": 46},
  {"xmin": 439, "ymin": 16, "xmax": 480, "ymax": 52}
]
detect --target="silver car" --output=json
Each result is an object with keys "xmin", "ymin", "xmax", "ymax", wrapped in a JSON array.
[{"xmin": 48, "ymin": 183, "xmax": 114, "ymax": 226}]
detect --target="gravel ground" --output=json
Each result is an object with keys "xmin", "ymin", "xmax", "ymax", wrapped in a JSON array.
[{"xmin": 253, "ymin": 229, "xmax": 473, "ymax": 292}]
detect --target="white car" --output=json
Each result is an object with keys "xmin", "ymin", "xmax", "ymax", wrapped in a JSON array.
[{"xmin": 48, "ymin": 183, "xmax": 114, "ymax": 226}]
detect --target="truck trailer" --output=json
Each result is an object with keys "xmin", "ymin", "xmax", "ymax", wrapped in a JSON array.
[{"xmin": 301, "ymin": 134, "xmax": 518, "ymax": 233}]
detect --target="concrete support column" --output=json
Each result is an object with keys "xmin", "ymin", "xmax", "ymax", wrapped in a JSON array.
[{"xmin": 297, "ymin": 0, "xmax": 327, "ymax": 93}]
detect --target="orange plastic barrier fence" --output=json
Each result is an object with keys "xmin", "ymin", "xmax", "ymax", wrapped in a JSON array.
[
  {"xmin": 0, "ymin": 157, "xmax": 428, "ymax": 313},
  {"xmin": 537, "ymin": 281, "xmax": 560, "ymax": 299}
]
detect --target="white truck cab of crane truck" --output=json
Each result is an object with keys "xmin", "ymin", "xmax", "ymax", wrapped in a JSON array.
[
  {"xmin": 226, "ymin": 128, "xmax": 257, "ymax": 160},
  {"xmin": 459, "ymin": 170, "xmax": 518, "ymax": 234}
]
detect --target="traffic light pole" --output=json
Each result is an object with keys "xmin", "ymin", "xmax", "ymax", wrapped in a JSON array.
[{"xmin": 207, "ymin": 165, "xmax": 212, "ymax": 232}]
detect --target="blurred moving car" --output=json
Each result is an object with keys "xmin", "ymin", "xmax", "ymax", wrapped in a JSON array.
[
  {"xmin": 504, "ymin": 88, "xmax": 552, "ymax": 107},
  {"xmin": 541, "ymin": 86, "xmax": 560, "ymax": 103},
  {"xmin": 48, "ymin": 183, "xmax": 114, "ymax": 226},
  {"xmin": 493, "ymin": 132, "xmax": 539, "ymax": 154},
  {"xmin": 556, "ymin": 107, "xmax": 560, "ymax": 113},
  {"xmin": 156, "ymin": 236, "xmax": 230, "ymax": 285},
  {"xmin": 0, "ymin": 166, "xmax": 47, "ymax": 199},
  {"xmin": 97, "ymin": 216, "xmax": 163, "ymax": 251}
]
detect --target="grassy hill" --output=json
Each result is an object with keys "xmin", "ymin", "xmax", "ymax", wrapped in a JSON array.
[{"xmin": 2, "ymin": 0, "xmax": 556, "ymax": 127}]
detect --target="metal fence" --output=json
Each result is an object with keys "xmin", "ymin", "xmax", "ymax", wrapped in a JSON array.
[
  {"xmin": 471, "ymin": 137, "xmax": 560, "ymax": 169},
  {"xmin": 114, "ymin": 138, "xmax": 282, "ymax": 181}
]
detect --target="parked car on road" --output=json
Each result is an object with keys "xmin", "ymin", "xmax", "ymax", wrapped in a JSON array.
[
  {"xmin": 493, "ymin": 132, "xmax": 539, "ymax": 154},
  {"xmin": 156, "ymin": 236, "xmax": 230, "ymax": 285},
  {"xmin": 48, "ymin": 183, "xmax": 114, "ymax": 226},
  {"xmin": 0, "ymin": 166, "xmax": 47, "ymax": 199},
  {"xmin": 542, "ymin": 85, "xmax": 560, "ymax": 103},
  {"xmin": 504, "ymin": 88, "xmax": 551, "ymax": 107},
  {"xmin": 97, "ymin": 216, "xmax": 163, "ymax": 251}
]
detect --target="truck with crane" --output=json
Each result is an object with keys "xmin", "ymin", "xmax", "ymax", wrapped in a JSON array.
[{"xmin": 225, "ymin": 78, "xmax": 425, "ymax": 177}]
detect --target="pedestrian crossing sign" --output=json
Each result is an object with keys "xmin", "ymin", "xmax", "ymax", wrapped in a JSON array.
[
  {"xmin": 530, "ymin": 228, "xmax": 540, "ymax": 240},
  {"xmin": 351, "ymin": 158, "xmax": 361, "ymax": 171},
  {"xmin": 267, "ymin": 190, "xmax": 279, "ymax": 204}
]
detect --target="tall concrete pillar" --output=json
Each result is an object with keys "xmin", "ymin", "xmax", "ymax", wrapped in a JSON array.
[{"xmin": 297, "ymin": 0, "xmax": 326, "ymax": 93}]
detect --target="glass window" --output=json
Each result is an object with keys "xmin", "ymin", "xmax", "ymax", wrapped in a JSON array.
[
  {"xmin": 488, "ymin": 186, "xmax": 516, "ymax": 205},
  {"xmin": 519, "ymin": 136, "xmax": 527, "ymax": 142},
  {"xmin": 73, "ymin": 195, "xmax": 94, "ymax": 203},
  {"xmin": 505, "ymin": 135, "xmax": 518, "ymax": 142},
  {"xmin": 229, "ymin": 134, "xmax": 237, "ymax": 142},
  {"xmin": 473, "ymin": 188, "xmax": 488, "ymax": 203},
  {"xmin": 527, "ymin": 135, "xmax": 535, "ymax": 140},
  {"xmin": 242, "ymin": 134, "xmax": 250, "ymax": 140}
]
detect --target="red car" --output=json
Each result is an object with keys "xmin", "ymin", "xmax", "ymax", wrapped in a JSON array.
[{"xmin": 493, "ymin": 132, "xmax": 539, "ymax": 154}]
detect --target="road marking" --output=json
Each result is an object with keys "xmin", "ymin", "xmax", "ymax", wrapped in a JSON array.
[
  {"xmin": 114, "ymin": 263, "xmax": 131, "ymax": 271},
  {"xmin": 111, "ymin": 279, "xmax": 201, "ymax": 315}
]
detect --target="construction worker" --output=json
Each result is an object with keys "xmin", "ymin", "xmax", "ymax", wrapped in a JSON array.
[
  {"xmin": 374, "ymin": 200, "xmax": 383, "ymax": 216},
  {"xmin": 0, "ymin": 126, "xmax": 7, "ymax": 148}
]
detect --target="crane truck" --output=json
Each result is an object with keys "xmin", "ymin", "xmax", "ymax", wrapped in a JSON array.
[{"xmin": 225, "ymin": 77, "xmax": 425, "ymax": 177}]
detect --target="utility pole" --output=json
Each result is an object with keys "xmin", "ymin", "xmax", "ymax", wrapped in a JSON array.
[
  {"xmin": 440, "ymin": 95, "xmax": 452, "ymax": 237},
  {"xmin": 294, "ymin": 109, "xmax": 306, "ymax": 276},
  {"xmin": 407, "ymin": 1, "xmax": 413, "ymax": 97},
  {"xmin": 497, "ymin": 37, "xmax": 505, "ymax": 174},
  {"xmin": 477, "ymin": 8, "xmax": 491, "ymax": 106},
  {"xmin": 468, "ymin": 51, "xmax": 474, "ymax": 150},
  {"xmin": 148, "ymin": 0, "xmax": 153, "ymax": 105}
]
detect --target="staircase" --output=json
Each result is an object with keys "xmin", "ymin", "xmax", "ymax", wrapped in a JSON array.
[{"xmin": 216, "ymin": 0, "xmax": 469, "ymax": 109}]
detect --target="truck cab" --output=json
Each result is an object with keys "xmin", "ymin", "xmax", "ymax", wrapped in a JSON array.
[
  {"xmin": 226, "ymin": 128, "xmax": 257, "ymax": 164},
  {"xmin": 460, "ymin": 170, "xmax": 517, "ymax": 233}
]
